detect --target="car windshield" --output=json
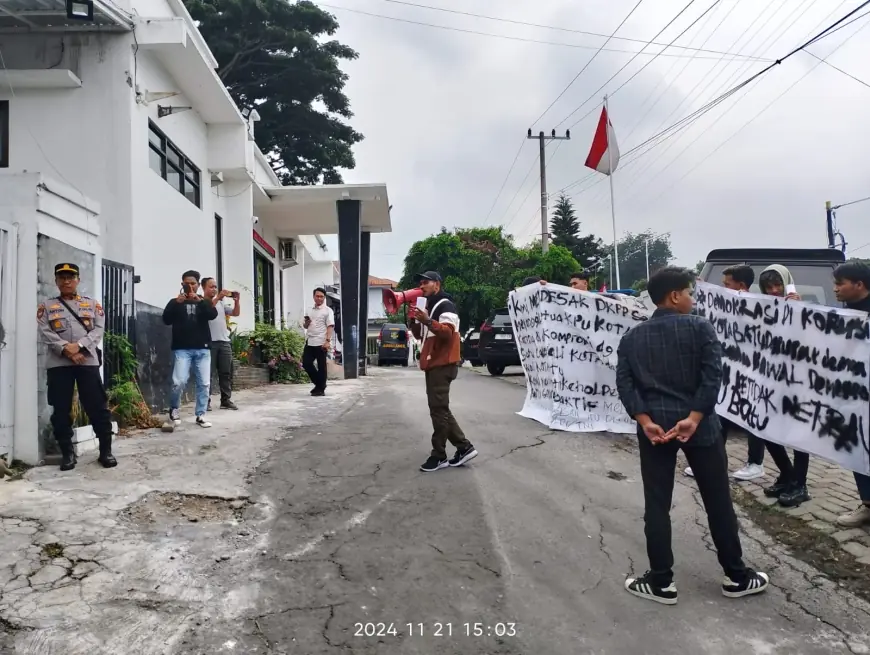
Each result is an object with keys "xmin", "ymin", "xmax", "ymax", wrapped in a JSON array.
[{"xmin": 704, "ymin": 263, "xmax": 838, "ymax": 308}]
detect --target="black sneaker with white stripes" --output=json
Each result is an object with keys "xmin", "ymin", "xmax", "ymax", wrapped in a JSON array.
[
  {"xmin": 420, "ymin": 456, "xmax": 449, "ymax": 473},
  {"xmin": 624, "ymin": 573, "xmax": 678, "ymax": 605},
  {"xmin": 722, "ymin": 570, "xmax": 769, "ymax": 598},
  {"xmin": 449, "ymin": 445, "xmax": 478, "ymax": 467}
]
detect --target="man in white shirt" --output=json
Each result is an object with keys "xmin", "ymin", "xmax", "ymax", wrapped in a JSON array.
[
  {"xmin": 302, "ymin": 287, "xmax": 334, "ymax": 397},
  {"xmin": 203, "ymin": 277, "xmax": 240, "ymax": 410}
]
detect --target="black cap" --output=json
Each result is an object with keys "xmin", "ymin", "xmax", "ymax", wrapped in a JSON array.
[
  {"xmin": 55, "ymin": 263, "xmax": 80, "ymax": 276},
  {"xmin": 413, "ymin": 271, "xmax": 442, "ymax": 283}
]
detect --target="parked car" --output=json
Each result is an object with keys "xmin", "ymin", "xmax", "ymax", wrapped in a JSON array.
[
  {"xmin": 461, "ymin": 326, "xmax": 483, "ymax": 367},
  {"xmin": 698, "ymin": 247, "xmax": 845, "ymax": 308},
  {"xmin": 478, "ymin": 308, "xmax": 521, "ymax": 376},
  {"xmin": 376, "ymin": 323, "xmax": 410, "ymax": 366}
]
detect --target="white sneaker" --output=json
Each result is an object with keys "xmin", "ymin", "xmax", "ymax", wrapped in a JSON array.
[
  {"xmin": 733, "ymin": 463, "xmax": 765, "ymax": 481},
  {"xmin": 836, "ymin": 504, "xmax": 870, "ymax": 528},
  {"xmin": 684, "ymin": 466, "xmax": 694, "ymax": 478},
  {"xmin": 196, "ymin": 416, "xmax": 212, "ymax": 428}
]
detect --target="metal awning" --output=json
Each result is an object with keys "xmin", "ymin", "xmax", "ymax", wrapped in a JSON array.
[{"xmin": 0, "ymin": 0, "xmax": 134, "ymax": 32}]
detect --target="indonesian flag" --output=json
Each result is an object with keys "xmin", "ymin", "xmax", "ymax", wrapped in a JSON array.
[
  {"xmin": 599, "ymin": 284, "xmax": 607, "ymax": 292},
  {"xmin": 585, "ymin": 107, "xmax": 620, "ymax": 176}
]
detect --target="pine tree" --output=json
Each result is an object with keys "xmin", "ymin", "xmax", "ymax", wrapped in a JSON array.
[{"xmin": 550, "ymin": 193, "xmax": 581, "ymax": 251}]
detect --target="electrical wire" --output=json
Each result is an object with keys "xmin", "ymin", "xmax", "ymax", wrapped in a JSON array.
[
  {"xmin": 804, "ymin": 50, "xmax": 870, "ymax": 90},
  {"xmin": 480, "ymin": 138, "xmax": 526, "ymax": 226},
  {"xmin": 556, "ymin": 1, "xmax": 867, "ymax": 197},
  {"xmin": 373, "ymin": 0, "xmax": 771, "ymax": 59},
  {"xmin": 642, "ymin": 12, "xmax": 870, "ymax": 206},
  {"xmin": 319, "ymin": 2, "xmax": 767, "ymax": 60},
  {"xmin": 552, "ymin": 0, "xmax": 711, "ymax": 131},
  {"xmin": 529, "ymin": 0, "xmax": 646, "ymax": 128},
  {"xmin": 834, "ymin": 195, "xmax": 870, "ymax": 210},
  {"xmin": 617, "ymin": 0, "xmax": 818, "ymax": 204}
]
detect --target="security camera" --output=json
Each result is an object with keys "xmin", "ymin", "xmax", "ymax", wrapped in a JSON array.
[{"xmin": 252, "ymin": 216, "xmax": 259, "ymax": 225}]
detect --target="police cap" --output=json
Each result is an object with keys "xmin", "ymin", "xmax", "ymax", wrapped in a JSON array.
[{"xmin": 55, "ymin": 263, "xmax": 80, "ymax": 276}]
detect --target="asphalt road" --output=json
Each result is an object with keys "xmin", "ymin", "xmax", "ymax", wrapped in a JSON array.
[{"xmin": 183, "ymin": 367, "xmax": 870, "ymax": 655}]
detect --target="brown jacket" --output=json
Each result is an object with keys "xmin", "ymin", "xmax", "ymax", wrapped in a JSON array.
[{"xmin": 410, "ymin": 295, "xmax": 461, "ymax": 371}]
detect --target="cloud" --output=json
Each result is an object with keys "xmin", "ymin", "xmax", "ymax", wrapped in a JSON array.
[{"xmin": 326, "ymin": 0, "xmax": 870, "ymax": 279}]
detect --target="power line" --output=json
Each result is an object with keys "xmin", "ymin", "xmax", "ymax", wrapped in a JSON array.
[
  {"xmin": 642, "ymin": 12, "xmax": 870, "ymax": 206},
  {"xmin": 805, "ymin": 50, "xmax": 870, "ymax": 90},
  {"xmin": 834, "ymin": 195, "xmax": 870, "ymax": 210},
  {"xmin": 553, "ymin": 0, "xmax": 712, "ymax": 130},
  {"xmin": 319, "ymin": 2, "xmax": 769, "ymax": 59},
  {"xmin": 481, "ymin": 138, "xmax": 526, "ymax": 226},
  {"xmin": 556, "ymin": 1, "xmax": 870, "ymax": 196},
  {"xmin": 373, "ymin": 0, "xmax": 771, "ymax": 59},
  {"xmin": 529, "ymin": 0, "xmax": 646, "ymax": 128}
]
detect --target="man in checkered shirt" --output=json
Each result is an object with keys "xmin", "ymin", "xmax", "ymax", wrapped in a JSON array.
[{"xmin": 615, "ymin": 266, "xmax": 769, "ymax": 606}]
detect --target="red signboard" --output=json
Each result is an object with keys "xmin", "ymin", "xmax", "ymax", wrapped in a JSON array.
[{"xmin": 252, "ymin": 229, "xmax": 276, "ymax": 257}]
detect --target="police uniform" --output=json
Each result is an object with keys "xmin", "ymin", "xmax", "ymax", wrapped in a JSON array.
[{"xmin": 37, "ymin": 263, "xmax": 117, "ymax": 471}]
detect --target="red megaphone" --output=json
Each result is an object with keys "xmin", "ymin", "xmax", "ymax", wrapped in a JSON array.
[{"xmin": 382, "ymin": 287, "xmax": 424, "ymax": 315}]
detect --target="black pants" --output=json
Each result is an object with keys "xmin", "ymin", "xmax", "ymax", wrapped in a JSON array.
[
  {"xmin": 720, "ymin": 418, "xmax": 764, "ymax": 465},
  {"xmin": 638, "ymin": 434, "xmax": 748, "ymax": 587},
  {"xmin": 764, "ymin": 442, "xmax": 810, "ymax": 486},
  {"xmin": 210, "ymin": 341, "xmax": 233, "ymax": 403},
  {"xmin": 302, "ymin": 344, "xmax": 327, "ymax": 391},
  {"xmin": 425, "ymin": 364, "xmax": 472, "ymax": 459},
  {"xmin": 47, "ymin": 366, "xmax": 113, "ymax": 447}
]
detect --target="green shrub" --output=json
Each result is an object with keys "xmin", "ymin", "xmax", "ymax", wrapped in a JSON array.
[{"xmin": 243, "ymin": 322, "xmax": 309, "ymax": 384}]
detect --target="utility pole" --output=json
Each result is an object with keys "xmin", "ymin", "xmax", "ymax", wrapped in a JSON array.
[
  {"xmin": 527, "ymin": 128, "xmax": 570, "ymax": 254},
  {"xmin": 826, "ymin": 200, "xmax": 835, "ymax": 249}
]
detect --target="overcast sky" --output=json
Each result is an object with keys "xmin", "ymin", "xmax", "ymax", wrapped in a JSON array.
[{"xmin": 315, "ymin": 0, "xmax": 870, "ymax": 282}]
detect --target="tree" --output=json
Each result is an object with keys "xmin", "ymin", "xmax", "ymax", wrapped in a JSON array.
[
  {"xmin": 548, "ymin": 193, "xmax": 606, "ymax": 271},
  {"xmin": 183, "ymin": 0, "xmax": 363, "ymax": 185},
  {"xmin": 550, "ymin": 193, "xmax": 581, "ymax": 251},
  {"xmin": 606, "ymin": 231, "xmax": 674, "ymax": 289},
  {"xmin": 398, "ymin": 227, "xmax": 580, "ymax": 330},
  {"xmin": 693, "ymin": 260, "xmax": 705, "ymax": 275}
]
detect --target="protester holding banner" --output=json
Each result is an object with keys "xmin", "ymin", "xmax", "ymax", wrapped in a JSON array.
[
  {"xmin": 570, "ymin": 272, "xmax": 590, "ymax": 291},
  {"xmin": 616, "ymin": 266, "xmax": 769, "ymax": 605},
  {"xmin": 410, "ymin": 271, "xmax": 479, "ymax": 473},
  {"xmin": 685, "ymin": 264, "xmax": 767, "ymax": 481},
  {"xmin": 755, "ymin": 265, "xmax": 813, "ymax": 508},
  {"xmin": 832, "ymin": 261, "xmax": 870, "ymax": 527}
]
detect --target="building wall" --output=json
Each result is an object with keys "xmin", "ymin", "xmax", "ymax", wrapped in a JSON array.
[
  {"xmin": 0, "ymin": 32, "xmax": 135, "ymax": 266},
  {"xmin": 369, "ymin": 287, "xmax": 388, "ymax": 320}
]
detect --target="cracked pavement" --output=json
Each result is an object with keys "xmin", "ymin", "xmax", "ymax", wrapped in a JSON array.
[{"xmin": 3, "ymin": 368, "xmax": 870, "ymax": 653}]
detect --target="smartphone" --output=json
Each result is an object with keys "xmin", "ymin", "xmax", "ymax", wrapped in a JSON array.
[{"xmin": 785, "ymin": 283, "xmax": 797, "ymax": 296}]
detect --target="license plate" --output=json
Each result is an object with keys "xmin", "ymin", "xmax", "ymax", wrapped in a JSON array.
[
  {"xmin": 495, "ymin": 334, "xmax": 512, "ymax": 340},
  {"xmin": 471, "ymin": 332, "xmax": 480, "ymax": 339}
]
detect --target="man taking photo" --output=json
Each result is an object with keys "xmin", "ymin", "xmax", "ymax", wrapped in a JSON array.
[
  {"xmin": 410, "ymin": 271, "xmax": 478, "ymax": 473},
  {"xmin": 162, "ymin": 270, "xmax": 218, "ymax": 429},
  {"xmin": 202, "ymin": 278, "xmax": 240, "ymax": 411}
]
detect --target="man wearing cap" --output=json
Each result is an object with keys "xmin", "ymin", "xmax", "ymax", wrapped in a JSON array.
[
  {"xmin": 409, "ymin": 271, "xmax": 478, "ymax": 472},
  {"xmin": 37, "ymin": 263, "xmax": 117, "ymax": 471}
]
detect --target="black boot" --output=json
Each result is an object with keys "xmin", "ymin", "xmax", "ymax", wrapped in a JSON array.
[
  {"xmin": 59, "ymin": 441, "xmax": 76, "ymax": 471},
  {"xmin": 98, "ymin": 436, "xmax": 118, "ymax": 468}
]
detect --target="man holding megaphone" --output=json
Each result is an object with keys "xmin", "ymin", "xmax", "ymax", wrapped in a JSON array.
[{"xmin": 408, "ymin": 271, "xmax": 478, "ymax": 473}]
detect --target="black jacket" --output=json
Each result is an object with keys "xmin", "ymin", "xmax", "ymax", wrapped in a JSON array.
[{"xmin": 162, "ymin": 298, "xmax": 218, "ymax": 350}]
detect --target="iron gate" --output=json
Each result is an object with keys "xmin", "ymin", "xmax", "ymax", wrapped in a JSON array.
[{"xmin": 101, "ymin": 259, "xmax": 136, "ymax": 385}]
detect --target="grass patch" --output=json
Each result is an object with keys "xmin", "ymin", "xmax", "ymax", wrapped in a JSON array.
[
  {"xmin": 41, "ymin": 543, "xmax": 65, "ymax": 559},
  {"xmin": 732, "ymin": 486, "xmax": 870, "ymax": 600}
]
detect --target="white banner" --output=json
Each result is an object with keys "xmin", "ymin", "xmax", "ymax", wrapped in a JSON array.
[
  {"xmin": 696, "ymin": 282, "xmax": 870, "ymax": 475},
  {"xmin": 508, "ymin": 284, "xmax": 652, "ymax": 433}
]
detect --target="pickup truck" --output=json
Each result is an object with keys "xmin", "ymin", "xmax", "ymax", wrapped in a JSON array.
[{"xmin": 697, "ymin": 247, "xmax": 846, "ymax": 307}]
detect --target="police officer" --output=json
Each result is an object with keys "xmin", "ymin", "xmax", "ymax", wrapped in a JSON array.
[{"xmin": 37, "ymin": 263, "xmax": 117, "ymax": 471}]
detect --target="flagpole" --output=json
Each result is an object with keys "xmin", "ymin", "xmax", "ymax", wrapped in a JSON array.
[{"xmin": 604, "ymin": 95, "xmax": 621, "ymax": 289}]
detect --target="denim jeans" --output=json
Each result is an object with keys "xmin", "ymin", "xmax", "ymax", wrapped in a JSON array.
[
  {"xmin": 171, "ymin": 349, "xmax": 211, "ymax": 416},
  {"xmin": 855, "ymin": 473, "xmax": 870, "ymax": 503}
]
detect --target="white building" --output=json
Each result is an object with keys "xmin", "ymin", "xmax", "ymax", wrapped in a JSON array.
[{"xmin": 0, "ymin": 0, "xmax": 390, "ymax": 464}]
